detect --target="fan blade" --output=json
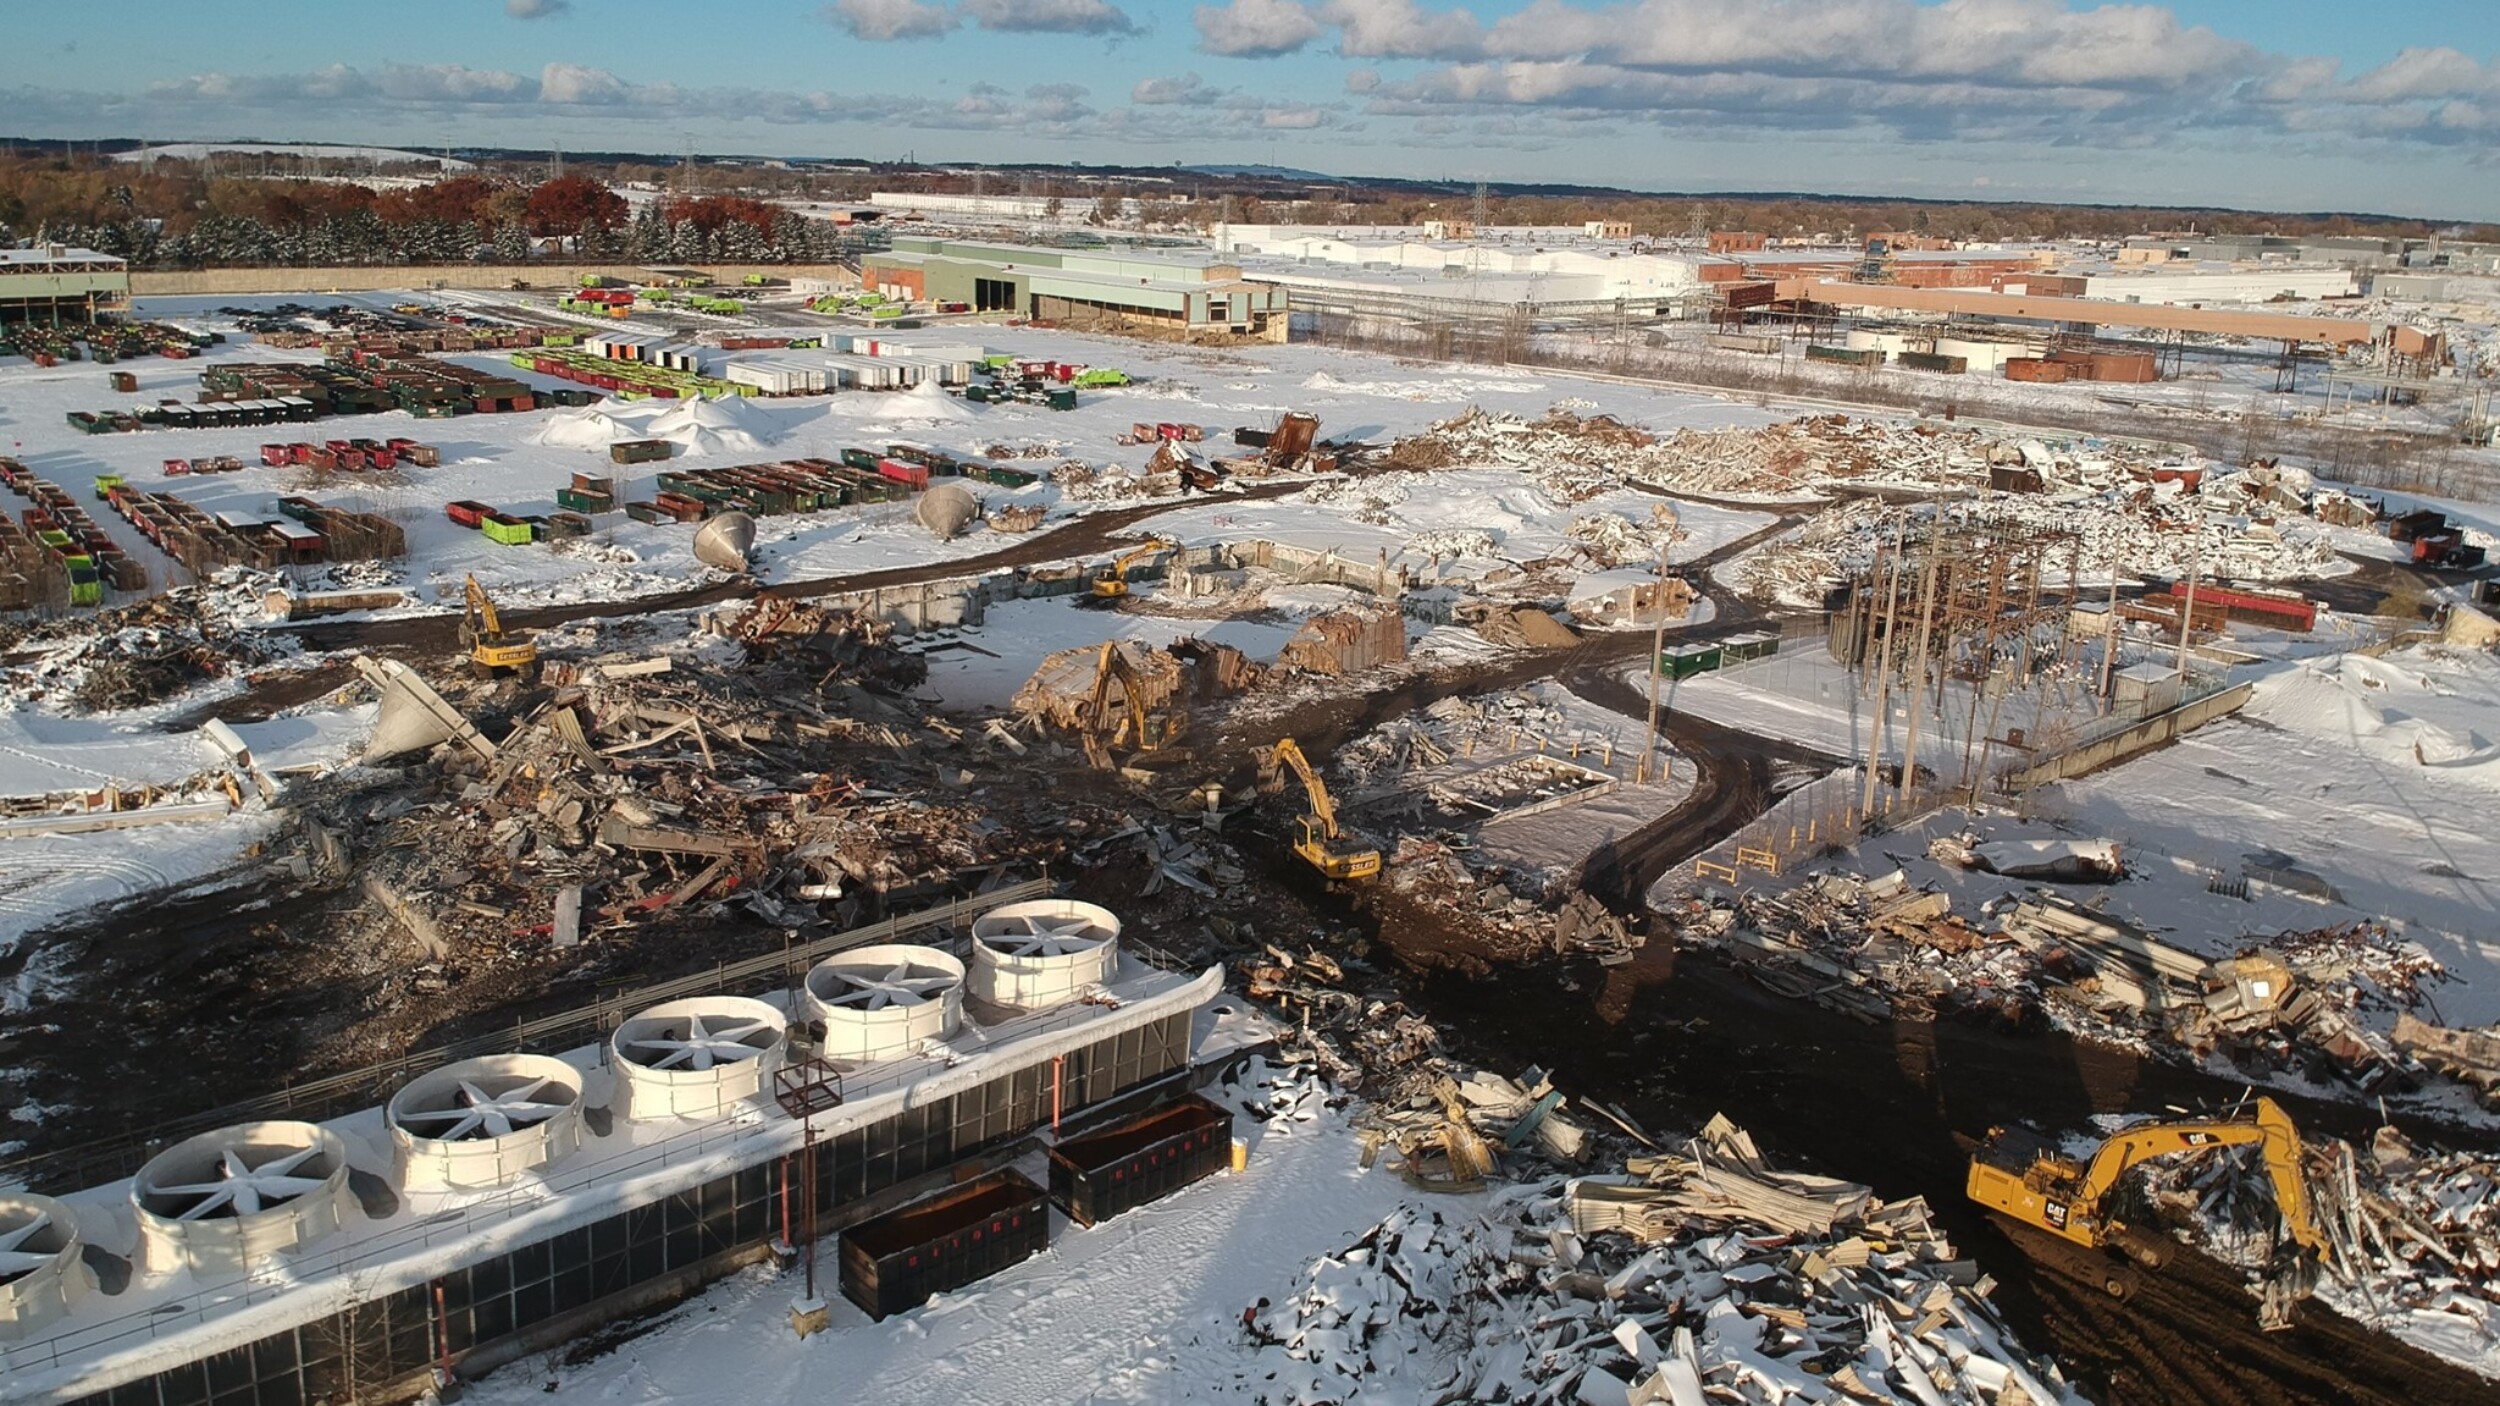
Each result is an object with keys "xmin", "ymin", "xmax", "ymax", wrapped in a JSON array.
[
  {"xmin": 256, "ymin": 1146, "xmax": 321, "ymax": 1178},
  {"xmin": 493, "ymin": 1100, "xmax": 571, "ymax": 1122},
  {"xmin": 457, "ymin": 1080, "xmax": 497, "ymax": 1109},
  {"xmin": 245, "ymin": 1175, "xmax": 327, "ymax": 1200},
  {"xmin": 220, "ymin": 1149, "xmax": 251, "ymax": 1182},
  {"xmin": 230, "ymin": 1184, "xmax": 263, "ymax": 1217},
  {"xmin": 152, "ymin": 1180, "xmax": 239, "ymax": 1197},
  {"xmin": 483, "ymin": 1109, "xmax": 514, "ymax": 1139},
  {"xmin": 172, "ymin": 1188, "xmax": 237, "ymax": 1221},
  {"xmin": 703, "ymin": 1019, "xmax": 772, "ymax": 1044},
  {"xmin": 0, "ymin": 1249, "xmax": 57, "ymax": 1275},
  {"xmin": 398, "ymin": 1106, "xmax": 484, "ymax": 1123},
  {"xmin": 0, "ymin": 1213, "xmax": 50, "ymax": 1254}
]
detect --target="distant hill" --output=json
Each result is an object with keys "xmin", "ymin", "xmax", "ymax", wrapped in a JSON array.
[{"xmin": 1179, "ymin": 163, "xmax": 1337, "ymax": 183}]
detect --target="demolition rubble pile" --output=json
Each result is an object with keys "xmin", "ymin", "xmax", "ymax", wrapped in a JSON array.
[
  {"xmin": 1, "ymin": 573, "xmax": 286, "ymax": 712},
  {"xmin": 1385, "ymin": 409, "xmax": 1999, "ymax": 502},
  {"xmin": 2147, "ymin": 1124, "xmax": 2500, "ymax": 1376},
  {"xmin": 1227, "ymin": 1059, "xmax": 2087, "ymax": 1404},
  {"xmin": 315, "ymin": 604, "xmax": 1049, "ymax": 981},
  {"xmin": 1733, "ymin": 461, "xmax": 2354, "ymax": 609},
  {"xmin": 1668, "ymin": 857, "xmax": 2476, "ymax": 1101},
  {"xmin": 1053, "ymin": 457, "xmax": 1182, "ymax": 503}
]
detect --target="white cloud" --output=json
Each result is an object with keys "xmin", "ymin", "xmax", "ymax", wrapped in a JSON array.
[
  {"xmin": 961, "ymin": 0, "xmax": 1136, "ymax": 34},
  {"xmin": 505, "ymin": 0, "xmax": 570, "ymax": 17},
  {"xmin": 1261, "ymin": 103, "xmax": 1330, "ymax": 128},
  {"xmin": 538, "ymin": 63, "xmax": 634, "ymax": 105},
  {"xmin": 1322, "ymin": 0, "xmax": 1483, "ymax": 59},
  {"xmin": 1194, "ymin": 0, "xmax": 1323, "ymax": 57},
  {"xmin": 2342, "ymin": 47, "xmax": 2493, "ymax": 104},
  {"xmin": 1133, "ymin": 73, "xmax": 1207, "ymax": 104},
  {"xmin": 822, "ymin": 0, "xmax": 959, "ymax": 40}
]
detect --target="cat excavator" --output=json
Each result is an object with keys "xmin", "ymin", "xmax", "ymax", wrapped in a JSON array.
[
  {"xmin": 1080, "ymin": 641, "xmax": 1185, "ymax": 770},
  {"xmin": 1967, "ymin": 1095, "xmax": 2324, "ymax": 1310},
  {"xmin": 459, "ymin": 575, "xmax": 539, "ymax": 680},
  {"xmin": 1086, "ymin": 537, "xmax": 1176, "ymax": 602},
  {"xmin": 1256, "ymin": 737, "xmax": 1381, "ymax": 882}
]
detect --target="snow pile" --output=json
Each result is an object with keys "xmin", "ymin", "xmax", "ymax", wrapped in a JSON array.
[
  {"xmin": 529, "ymin": 398, "xmax": 660, "ymax": 450},
  {"xmin": 644, "ymin": 395, "xmax": 776, "ymax": 457}
]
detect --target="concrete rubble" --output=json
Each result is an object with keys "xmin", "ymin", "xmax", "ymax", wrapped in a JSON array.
[{"xmin": 1, "ymin": 573, "xmax": 284, "ymax": 713}]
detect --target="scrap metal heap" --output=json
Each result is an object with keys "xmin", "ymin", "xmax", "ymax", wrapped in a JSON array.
[
  {"xmin": 1230, "ymin": 1046, "xmax": 2084, "ymax": 1405},
  {"xmin": 1668, "ymin": 855, "xmax": 2463, "ymax": 1099}
]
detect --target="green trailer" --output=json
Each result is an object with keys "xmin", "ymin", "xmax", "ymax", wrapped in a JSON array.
[{"xmin": 1721, "ymin": 631, "xmax": 1780, "ymax": 663}]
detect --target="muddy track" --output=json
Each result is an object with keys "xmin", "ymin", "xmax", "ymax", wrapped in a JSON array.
[{"xmin": 281, "ymin": 481, "xmax": 1312, "ymax": 656}]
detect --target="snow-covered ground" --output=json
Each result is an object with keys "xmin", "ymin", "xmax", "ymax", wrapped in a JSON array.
[
  {"xmin": 915, "ymin": 593, "xmax": 1303, "ymax": 713},
  {"xmin": 0, "ymin": 296, "xmax": 1789, "ymax": 616},
  {"xmin": 458, "ymin": 1063, "xmax": 1427, "ymax": 1406},
  {"xmin": 2035, "ymin": 645, "xmax": 2500, "ymax": 1023}
]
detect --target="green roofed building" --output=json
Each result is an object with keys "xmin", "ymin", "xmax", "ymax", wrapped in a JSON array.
[
  {"xmin": 0, "ymin": 247, "xmax": 130, "ymax": 326},
  {"xmin": 860, "ymin": 238, "xmax": 1286, "ymax": 342}
]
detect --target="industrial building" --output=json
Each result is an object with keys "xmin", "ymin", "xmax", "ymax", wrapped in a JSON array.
[
  {"xmin": 0, "ymin": 248, "xmax": 129, "ymax": 326},
  {"xmin": 858, "ymin": 239, "xmax": 1285, "ymax": 341},
  {"xmin": 0, "ymin": 892, "xmax": 1224, "ymax": 1406}
]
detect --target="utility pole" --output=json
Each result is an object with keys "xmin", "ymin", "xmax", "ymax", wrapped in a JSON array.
[
  {"xmin": 1640, "ymin": 508, "xmax": 1678, "ymax": 784},
  {"xmin": 1861, "ymin": 516, "xmax": 1908, "ymax": 815},
  {"xmin": 2100, "ymin": 555, "xmax": 2121, "ymax": 704},
  {"xmin": 2174, "ymin": 515, "xmax": 2204, "ymax": 680},
  {"xmin": 1896, "ymin": 529, "xmax": 1944, "ymax": 811}
]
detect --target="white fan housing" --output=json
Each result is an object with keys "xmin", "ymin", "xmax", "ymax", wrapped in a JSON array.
[
  {"xmin": 131, "ymin": 1121, "xmax": 350, "ymax": 1278},
  {"xmin": 970, "ymin": 899, "xmax": 1122, "ymax": 1009},
  {"xmin": 0, "ymin": 1194, "xmax": 87, "ymax": 1339},
  {"xmin": 610, "ymin": 996, "xmax": 787, "ymax": 1122},
  {"xmin": 803, "ymin": 944, "xmax": 965, "ymax": 1062},
  {"xmin": 388, "ymin": 1054, "xmax": 587, "ymax": 1193}
]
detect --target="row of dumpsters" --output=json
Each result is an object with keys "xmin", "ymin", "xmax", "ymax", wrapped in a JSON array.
[
  {"xmin": 67, "ymin": 351, "xmax": 553, "ymax": 434},
  {"xmin": 844, "ymin": 1093, "xmax": 1235, "ymax": 1321},
  {"xmin": 256, "ymin": 436, "xmax": 443, "ymax": 473},
  {"xmin": 2387, "ymin": 507, "xmax": 2489, "ymax": 570},
  {"xmin": 1658, "ymin": 629, "xmax": 1782, "ymax": 680},
  {"xmin": 633, "ymin": 446, "xmax": 1039, "ymax": 525},
  {"xmin": 0, "ymin": 459, "xmax": 138, "ymax": 606}
]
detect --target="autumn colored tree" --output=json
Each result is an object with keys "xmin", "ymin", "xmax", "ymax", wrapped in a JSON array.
[
  {"xmin": 662, "ymin": 195, "xmax": 781, "ymax": 237},
  {"xmin": 526, "ymin": 176, "xmax": 629, "ymax": 235}
]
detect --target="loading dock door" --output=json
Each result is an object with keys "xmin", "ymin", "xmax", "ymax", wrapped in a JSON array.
[{"xmin": 974, "ymin": 278, "xmax": 1018, "ymax": 313}]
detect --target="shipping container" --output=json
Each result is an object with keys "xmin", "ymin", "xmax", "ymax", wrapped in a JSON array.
[
  {"xmin": 1805, "ymin": 344, "xmax": 1882, "ymax": 368},
  {"xmin": 876, "ymin": 459, "xmax": 930, "ymax": 491},
  {"xmin": 611, "ymin": 439, "xmax": 674, "ymax": 466},
  {"xmin": 1049, "ymin": 1095, "xmax": 1233, "ymax": 1229},
  {"xmin": 1708, "ymin": 332, "xmax": 1780, "ymax": 355},
  {"xmin": 840, "ymin": 1170, "xmax": 1049, "ymax": 1322},
  {"xmin": 1895, "ymin": 351, "xmax": 1968, "ymax": 375}
]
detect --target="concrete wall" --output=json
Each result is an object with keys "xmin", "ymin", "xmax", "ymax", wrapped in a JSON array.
[
  {"xmin": 2006, "ymin": 682, "xmax": 2254, "ymax": 791},
  {"xmin": 128, "ymin": 264, "xmax": 863, "ymax": 297}
]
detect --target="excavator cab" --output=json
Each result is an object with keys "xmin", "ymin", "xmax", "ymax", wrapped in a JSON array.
[{"xmin": 1086, "ymin": 538, "xmax": 1175, "ymax": 602}]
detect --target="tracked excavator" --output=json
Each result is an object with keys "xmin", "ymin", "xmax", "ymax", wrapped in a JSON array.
[
  {"xmin": 1086, "ymin": 537, "xmax": 1176, "ymax": 602},
  {"xmin": 459, "ymin": 575, "xmax": 539, "ymax": 680},
  {"xmin": 1080, "ymin": 641, "xmax": 1185, "ymax": 770},
  {"xmin": 1967, "ymin": 1095, "xmax": 2325, "ymax": 1311},
  {"xmin": 1255, "ymin": 737, "xmax": 1381, "ymax": 881}
]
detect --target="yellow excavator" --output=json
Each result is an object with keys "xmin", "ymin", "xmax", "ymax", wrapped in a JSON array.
[
  {"xmin": 1087, "ymin": 538, "xmax": 1176, "ymax": 601},
  {"xmin": 1256, "ymin": 737, "xmax": 1381, "ymax": 881},
  {"xmin": 1081, "ymin": 641, "xmax": 1185, "ymax": 770},
  {"xmin": 1967, "ymin": 1095, "xmax": 2324, "ymax": 1303},
  {"xmin": 459, "ymin": 574, "xmax": 539, "ymax": 680}
]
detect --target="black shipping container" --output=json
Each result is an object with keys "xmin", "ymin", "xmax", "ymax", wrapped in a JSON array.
[
  {"xmin": 1048, "ymin": 1094, "xmax": 1233, "ymax": 1229},
  {"xmin": 1233, "ymin": 427, "xmax": 1273, "ymax": 449},
  {"xmin": 840, "ymin": 1170, "xmax": 1049, "ymax": 1321}
]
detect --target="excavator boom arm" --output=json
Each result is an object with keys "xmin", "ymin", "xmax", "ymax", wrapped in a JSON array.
[
  {"xmin": 2071, "ymin": 1097, "xmax": 2323, "ymax": 1253},
  {"xmin": 1268, "ymin": 737, "xmax": 1339, "ymax": 838},
  {"xmin": 464, "ymin": 575, "xmax": 504, "ymax": 638}
]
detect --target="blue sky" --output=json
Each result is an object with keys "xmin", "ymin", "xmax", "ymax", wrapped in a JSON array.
[{"xmin": 8, "ymin": 1, "xmax": 2498, "ymax": 220}]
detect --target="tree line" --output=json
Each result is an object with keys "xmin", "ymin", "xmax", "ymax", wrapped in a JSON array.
[{"xmin": 0, "ymin": 159, "xmax": 867, "ymax": 268}]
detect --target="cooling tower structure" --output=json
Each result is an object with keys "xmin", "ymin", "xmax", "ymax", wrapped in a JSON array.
[
  {"xmin": 610, "ymin": 996, "xmax": 786, "ymax": 1121},
  {"xmin": 131, "ymin": 1122, "xmax": 352, "ymax": 1278},
  {"xmin": 970, "ymin": 899, "xmax": 1121, "ymax": 1009},
  {"xmin": 803, "ymin": 945, "xmax": 965, "ymax": 1062},
  {"xmin": 387, "ymin": 1054, "xmax": 587, "ymax": 1193},
  {"xmin": 0, "ymin": 1195, "xmax": 88, "ymax": 1339}
]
